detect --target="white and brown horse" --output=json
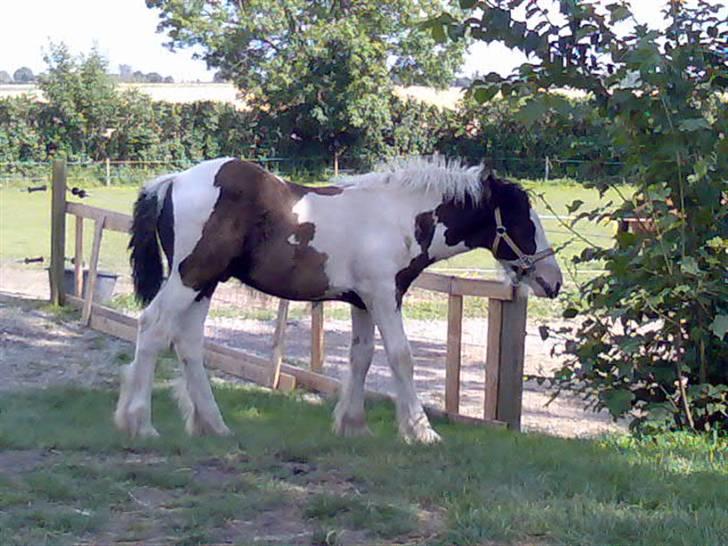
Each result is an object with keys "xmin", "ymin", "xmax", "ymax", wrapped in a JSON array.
[{"xmin": 115, "ymin": 157, "xmax": 562, "ymax": 443}]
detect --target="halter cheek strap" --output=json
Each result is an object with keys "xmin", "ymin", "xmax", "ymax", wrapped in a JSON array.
[{"xmin": 492, "ymin": 207, "xmax": 555, "ymax": 279}]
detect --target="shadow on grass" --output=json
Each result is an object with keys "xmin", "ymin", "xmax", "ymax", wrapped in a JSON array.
[{"xmin": 0, "ymin": 385, "xmax": 726, "ymax": 546}]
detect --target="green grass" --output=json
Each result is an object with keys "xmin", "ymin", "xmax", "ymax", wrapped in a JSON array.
[{"xmin": 0, "ymin": 386, "xmax": 725, "ymax": 545}]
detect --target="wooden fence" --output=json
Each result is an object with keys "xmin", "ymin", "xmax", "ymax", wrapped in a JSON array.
[{"xmin": 49, "ymin": 159, "xmax": 529, "ymax": 430}]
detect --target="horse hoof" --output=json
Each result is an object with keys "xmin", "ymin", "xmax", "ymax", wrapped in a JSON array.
[
  {"xmin": 187, "ymin": 419, "xmax": 232, "ymax": 437},
  {"xmin": 138, "ymin": 425, "xmax": 160, "ymax": 438},
  {"xmin": 401, "ymin": 425, "xmax": 441, "ymax": 445},
  {"xmin": 333, "ymin": 414, "xmax": 372, "ymax": 438}
]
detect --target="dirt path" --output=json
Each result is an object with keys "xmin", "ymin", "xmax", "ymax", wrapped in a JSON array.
[{"xmin": 0, "ymin": 263, "xmax": 623, "ymax": 437}]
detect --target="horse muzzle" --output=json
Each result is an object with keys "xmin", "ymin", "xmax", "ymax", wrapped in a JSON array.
[{"xmin": 526, "ymin": 258, "xmax": 563, "ymax": 299}]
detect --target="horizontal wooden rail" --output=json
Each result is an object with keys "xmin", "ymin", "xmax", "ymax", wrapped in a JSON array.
[
  {"xmin": 413, "ymin": 271, "xmax": 513, "ymax": 300},
  {"xmin": 66, "ymin": 202, "xmax": 132, "ymax": 233},
  {"xmin": 66, "ymin": 295, "xmax": 505, "ymax": 429}
]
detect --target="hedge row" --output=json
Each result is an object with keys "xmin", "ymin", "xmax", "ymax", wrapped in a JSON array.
[{"xmin": 0, "ymin": 89, "xmax": 617, "ymax": 181}]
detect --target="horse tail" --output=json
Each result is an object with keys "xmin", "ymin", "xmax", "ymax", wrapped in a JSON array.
[{"xmin": 129, "ymin": 175, "xmax": 175, "ymax": 304}]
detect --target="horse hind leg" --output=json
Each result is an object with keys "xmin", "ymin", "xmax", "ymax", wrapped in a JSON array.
[
  {"xmin": 171, "ymin": 288, "xmax": 230, "ymax": 436},
  {"xmin": 114, "ymin": 277, "xmax": 199, "ymax": 437},
  {"xmin": 334, "ymin": 305, "xmax": 375, "ymax": 436}
]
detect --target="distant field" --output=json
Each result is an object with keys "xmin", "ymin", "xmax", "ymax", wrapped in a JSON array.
[
  {"xmin": 0, "ymin": 177, "xmax": 617, "ymax": 280},
  {"xmin": 0, "ymin": 83, "xmax": 464, "ymax": 110}
]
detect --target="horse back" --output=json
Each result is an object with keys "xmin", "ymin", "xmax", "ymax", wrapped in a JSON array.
[{"xmin": 175, "ymin": 159, "xmax": 343, "ymax": 302}]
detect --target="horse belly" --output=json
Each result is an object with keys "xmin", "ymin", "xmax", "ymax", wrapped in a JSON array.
[{"xmin": 231, "ymin": 238, "xmax": 340, "ymax": 302}]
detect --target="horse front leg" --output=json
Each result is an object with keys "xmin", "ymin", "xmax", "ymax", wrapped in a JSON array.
[
  {"xmin": 368, "ymin": 293, "xmax": 440, "ymax": 444},
  {"xmin": 334, "ymin": 305, "xmax": 375, "ymax": 437}
]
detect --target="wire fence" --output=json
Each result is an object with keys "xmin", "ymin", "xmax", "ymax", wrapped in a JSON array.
[{"xmin": 0, "ymin": 153, "xmax": 628, "ymax": 186}]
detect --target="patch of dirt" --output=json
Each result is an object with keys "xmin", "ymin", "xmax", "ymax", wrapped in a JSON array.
[
  {"xmin": 0, "ymin": 292, "xmax": 129, "ymax": 392},
  {"xmin": 0, "ymin": 449, "xmax": 53, "ymax": 474}
]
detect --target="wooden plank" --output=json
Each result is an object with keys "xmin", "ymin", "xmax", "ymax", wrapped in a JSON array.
[
  {"xmin": 412, "ymin": 271, "xmax": 451, "ymax": 293},
  {"xmin": 90, "ymin": 312, "xmax": 136, "ymax": 342},
  {"xmin": 310, "ymin": 302, "xmax": 325, "ymax": 372},
  {"xmin": 450, "ymin": 276, "xmax": 513, "ymax": 300},
  {"xmin": 269, "ymin": 299, "xmax": 289, "ymax": 389},
  {"xmin": 71, "ymin": 296, "xmax": 298, "ymax": 392},
  {"xmin": 205, "ymin": 340, "xmax": 270, "ymax": 368},
  {"xmin": 495, "ymin": 290, "xmax": 528, "ymax": 430},
  {"xmin": 484, "ymin": 299, "xmax": 503, "ymax": 421},
  {"xmin": 413, "ymin": 271, "xmax": 513, "ymax": 300},
  {"xmin": 280, "ymin": 363, "xmax": 341, "ymax": 396},
  {"xmin": 69, "ymin": 295, "xmax": 505, "ymax": 428},
  {"xmin": 50, "ymin": 159, "xmax": 67, "ymax": 306},
  {"xmin": 81, "ymin": 217, "xmax": 105, "ymax": 326},
  {"xmin": 423, "ymin": 405, "xmax": 506, "ymax": 429},
  {"xmin": 74, "ymin": 215, "xmax": 84, "ymax": 297},
  {"xmin": 66, "ymin": 202, "xmax": 131, "ymax": 233},
  {"xmin": 445, "ymin": 294, "xmax": 463, "ymax": 414}
]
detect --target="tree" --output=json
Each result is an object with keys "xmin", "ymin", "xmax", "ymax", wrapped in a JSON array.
[
  {"xmin": 13, "ymin": 67, "xmax": 35, "ymax": 83},
  {"xmin": 145, "ymin": 72, "xmax": 163, "ymax": 83},
  {"xmin": 434, "ymin": 0, "xmax": 728, "ymax": 433},
  {"xmin": 0, "ymin": 71, "xmax": 11, "ymax": 84},
  {"xmin": 146, "ymin": 0, "xmax": 467, "ymax": 164},
  {"xmin": 37, "ymin": 43, "xmax": 120, "ymax": 160}
]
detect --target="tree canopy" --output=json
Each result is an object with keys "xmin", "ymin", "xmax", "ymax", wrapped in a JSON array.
[{"xmin": 146, "ymin": 0, "xmax": 467, "ymax": 161}]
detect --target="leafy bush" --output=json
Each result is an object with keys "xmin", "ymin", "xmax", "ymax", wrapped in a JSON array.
[{"xmin": 437, "ymin": 0, "xmax": 727, "ymax": 434}]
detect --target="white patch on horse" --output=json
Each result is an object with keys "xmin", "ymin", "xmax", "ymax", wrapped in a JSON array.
[
  {"xmin": 292, "ymin": 187, "xmax": 444, "ymax": 294},
  {"xmin": 530, "ymin": 209, "xmax": 550, "ymax": 253},
  {"xmin": 171, "ymin": 158, "xmax": 234, "ymax": 269}
]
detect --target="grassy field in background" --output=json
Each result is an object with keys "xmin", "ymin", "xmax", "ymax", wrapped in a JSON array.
[
  {"xmin": 0, "ymin": 385, "xmax": 725, "ymax": 545},
  {"xmin": 0, "ymin": 177, "xmax": 617, "ymax": 274}
]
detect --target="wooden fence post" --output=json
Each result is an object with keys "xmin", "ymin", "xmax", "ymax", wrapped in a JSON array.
[
  {"xmin": 74, "ymin": 216, "xmax": 84, "ymax": 296},
  {"xmin": 269, "ymin": 299, "xmax": 290, "ymax": 389},
  {"xmin": 310, "ymin": 302, "xmax": 325, "ymax": 372},
  {"xmin": 484, "ymin": 289, "xmax": 528, "ymax": 430},
  {"xmin": 82, "ymin": 216, "xmax": 106, "ymax": 326},
  {"xmin": 445, "ymin": 294, "xmax": 464, "ymax": 414},
  {"xmin": 50, "ymin": 158, "xmax": 67, "ymax": 306}
]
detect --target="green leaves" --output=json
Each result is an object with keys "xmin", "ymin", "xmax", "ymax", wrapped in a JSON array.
[
  {"xmin": 472, "ymin": 85, "xmax": 498, "ymax": 103},
  {"xmin": 606, "ymin": 4, "xmax": 631, "ymax": 24},
  {"xmin": 601, "ymin": 389, "xmax": 635, "ymax": 417},
  {"xmin": 711, "ymin": 315, "xmax": 728, "ymax": 339},
  {"xmin": 680, "ymin": 257, "xmax": 700, "ymax": 276},
  {"xmin": 443, "ymin": 0, "xmax": 728, "ymax": 435},
  {"xmin": 678, "ymin": 118, "xmax": 711, "ymax": 132}
]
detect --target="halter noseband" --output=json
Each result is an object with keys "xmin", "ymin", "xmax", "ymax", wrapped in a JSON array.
[{"xmin": 492, "ymin": 208, "xmax": 555, "ymax": 280}]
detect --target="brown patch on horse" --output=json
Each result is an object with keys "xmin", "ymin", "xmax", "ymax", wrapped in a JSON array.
[
  {"xmin": 394, "ymin": 211, "xmax": 437, "ymax": 307},
  {"xmin": 179, "ymin": 160, "xmax": 340, "ymax": 301}
]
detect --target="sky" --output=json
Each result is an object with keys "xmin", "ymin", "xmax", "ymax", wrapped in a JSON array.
[{"xmin": 0, "ymin": 0, "xmax": 713, "ymax": 83}]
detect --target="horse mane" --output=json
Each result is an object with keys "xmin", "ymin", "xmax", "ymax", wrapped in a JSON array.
[{"xmin": 336, "ymin": 156, "xmax": 484, "ymax": 202}]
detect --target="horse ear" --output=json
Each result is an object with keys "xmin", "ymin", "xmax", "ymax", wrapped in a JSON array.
[{"xmin": 479, "ymin": 167, "xmax": 497, "ymax": 202}]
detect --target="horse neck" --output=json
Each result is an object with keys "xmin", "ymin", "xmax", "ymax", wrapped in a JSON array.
[{"xmin": 427, "ymin": 195, "xmax": 495, "ymax": 261}]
